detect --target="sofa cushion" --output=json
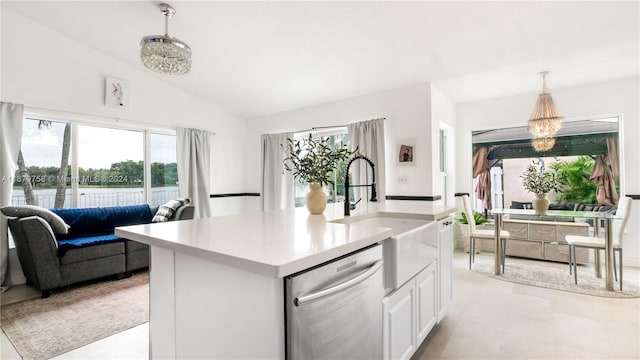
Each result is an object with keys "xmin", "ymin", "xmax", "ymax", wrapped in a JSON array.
[
  {"xmin": 127, "ymin": 240, "xmax": 149, "ymax": 252},
  {"xmin": 57, "ymin": 234, "xmax": 125, "ymax": 256},
  {"xmin": 152, "ymin": 198, "xmax": 191, "ymax": 222},
  {"xmin": 1, "ymin": 205, "xmax": 70, "ymax": 234},
  {"xmin": 59, "ymin": 240, "xmax": 126, "ymax": 265},
  {"xmin": 52, "ymin": 204, "xmax": 153, "ymax": 240},
  {"xmin": 548, "ymin": 203, "xmax": 574, "ymax": 211}
]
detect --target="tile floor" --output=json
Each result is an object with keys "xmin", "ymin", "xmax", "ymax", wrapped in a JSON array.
[{"xmin": 2, "ymin": 250, "xmax": 639, "ymax": 359}]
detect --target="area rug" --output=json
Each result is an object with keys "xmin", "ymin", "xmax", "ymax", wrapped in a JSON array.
[
  {"xmin": 472, "ymin": 256, "xmax": 640, "ymax": 298},
  {"xmin": 1, "ymin": 272, "xmax": 149, "ymax": 360}
]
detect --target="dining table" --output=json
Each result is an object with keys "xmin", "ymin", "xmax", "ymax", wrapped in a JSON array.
[{"xmin": 489, "ymin": 208, "xmax": 623, "ymax": 291}]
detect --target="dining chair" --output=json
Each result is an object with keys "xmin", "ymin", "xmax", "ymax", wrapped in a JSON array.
[
  {"xmin": 461, "ymin": 195, "xmax": 510, "ymax": 271},
  {"xmin": 565, "ymin": 196, "xmax": 632, "ymax": 290}
]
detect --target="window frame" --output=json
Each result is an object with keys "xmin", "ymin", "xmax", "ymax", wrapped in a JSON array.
[{"xmin": 19, "ymin": 108, "xmax": 176, "ymax": 208}]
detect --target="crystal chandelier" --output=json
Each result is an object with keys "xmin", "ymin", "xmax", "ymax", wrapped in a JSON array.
[
  {"xmin": 532, "ymin": 137, "xmax": 555, "ymax": 152},
  {"xmin": 528, "ymin": 71, "xmax": 563, "ymax": 138},
  {"xmin": 140, "ymin": 3, "xmax": 191, "ymax": 75}
]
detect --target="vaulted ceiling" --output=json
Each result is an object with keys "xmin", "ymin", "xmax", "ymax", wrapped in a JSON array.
[{"xmin": 3, "ymin": 1, "xmax": 638, "ymax": 118}]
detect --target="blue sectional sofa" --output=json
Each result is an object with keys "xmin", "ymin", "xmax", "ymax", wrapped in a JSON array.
[{"xmin": 3, "ymin": 202, "xmax": 194, "ymax": 297}]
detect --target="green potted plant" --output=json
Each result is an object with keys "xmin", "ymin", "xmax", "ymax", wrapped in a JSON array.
[
  {"xmin": 282, "ymin": 134, "xmax": 357, "ymax": 214},
  {"xmin": 549, "ymin": 156, "xmax": 598, "ymax": 204},
  {"xmin": 520, "ymin": 159, "xmax": 560, "ymax": 214},
  {"xmin": 455, "ymin": 211, "xmax": 489, "ymax": 253}
]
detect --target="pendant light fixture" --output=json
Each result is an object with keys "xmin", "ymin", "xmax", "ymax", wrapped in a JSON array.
[
  {"xmin": 140, "ymin": 3, "xmax": 192, "ymax": 75},
  {"xmin": 528, "ymin": 71, "xmax": 563, "ymax": 138},
  {"xmin": 532, "ymin": 137, "xmax": 555, "ymax": 152}
]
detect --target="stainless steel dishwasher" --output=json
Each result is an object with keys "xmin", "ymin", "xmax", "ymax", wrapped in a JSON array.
[{"xmin": 285, "ymin": 244, "xmax": 384, "ymax": 359}]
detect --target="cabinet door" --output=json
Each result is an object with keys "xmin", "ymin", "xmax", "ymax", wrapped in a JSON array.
[
  {"xmin": 416, "ymin": 262, "xmax": 437, "ymax": 344},
  {"xmin": 438, "ymin": 218, "xmax": 453, "ymax": 320},
  {"xmin": 383, "ymin": 280, "xmax": 416, "ymax": 360}
]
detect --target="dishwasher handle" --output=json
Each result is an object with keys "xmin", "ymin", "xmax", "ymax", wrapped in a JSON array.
[{"xmin": 294, "ymin": 260, "xmax": 383, "ymax": 307}]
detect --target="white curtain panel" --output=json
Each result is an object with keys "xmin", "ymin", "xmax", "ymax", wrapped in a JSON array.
[
  {"xmin": 261, "ymin": 132, "xmax": 294, "ymax": 211},
  {"xmin": 347, "ymin": 118, "xmax": 386, "ymax": 204},
  {"xmin": 177, "ymin": 128, "xmax": 212, "ymax": 219},
  {"xmin": 0, "ymin": 102, "xmax": 24, "ymax": 292}
]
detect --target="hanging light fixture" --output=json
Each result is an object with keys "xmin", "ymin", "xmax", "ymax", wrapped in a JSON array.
[
  {"xmin": 532, "ymin": 137, "xmax": 556, "ymax": 152},
  {"xmin": 528, "ymin": 71, "xmax": 563, "ymax": 138},
  {"xmin": 140, "ymin": 3, "xmax": 191, "ymax": 75}
]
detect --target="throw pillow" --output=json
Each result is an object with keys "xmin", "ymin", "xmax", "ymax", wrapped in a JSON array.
[
  {"xmin": 0, "ymin": 205, "xmax": 70, "ymax": 234},
  {"xmin": 152, "ymin": 198, "xmax": 191, "ymax": 222}
]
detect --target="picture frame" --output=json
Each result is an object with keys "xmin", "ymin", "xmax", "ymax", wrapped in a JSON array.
[
  {"xmin": 397, "ymin": 140, "xmax": 416, "ymax": 166},
  {"xmin": 105, "ymin": 76, "xmax": 130, "ymax": 109}
]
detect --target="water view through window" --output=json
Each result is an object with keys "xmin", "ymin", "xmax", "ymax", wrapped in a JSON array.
[
  {"xmin": 11, "ymin": 119, "xmax": 177, "ymax": 209},
  {"xmin": 77, "ymin": 125, "xmax": 144, "ymax": 207}
]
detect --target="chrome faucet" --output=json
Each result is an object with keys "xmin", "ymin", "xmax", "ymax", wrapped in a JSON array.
[{"xmin": 344, "ymin": 155, "xmax": 377, "ymax": 216}]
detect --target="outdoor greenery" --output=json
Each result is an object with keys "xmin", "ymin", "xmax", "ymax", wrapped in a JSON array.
[
  {"xmin": 549, "ymin": 156, "xmax": 597, "ymax": 204},
  {"xmin": 520, "ymin": 159, "xmax": 561, "ymax": 195},
  {"xmin": 282, "ymin": 133, "xmax": 357, "ymax": 187},
  {"xmin": 455, "ymin": 211, "xmax": 489, "ymax": 225},
  {"xmin": 13, "ymin": 161, "xmax": 178, "ymax": 188}
]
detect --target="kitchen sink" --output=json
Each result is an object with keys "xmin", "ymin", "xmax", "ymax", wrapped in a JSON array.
[{"xmin": 330, "ymin": 215, "xmax": 438, "ymax": 292}]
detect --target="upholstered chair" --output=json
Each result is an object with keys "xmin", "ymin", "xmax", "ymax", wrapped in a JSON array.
[
  {"xmin": 461, "ymin": 195, "xmax": 510, "ymax": 271},
  {"xmin": 565, "ymin": 196, "xmax": 632, "ymax": 290}
]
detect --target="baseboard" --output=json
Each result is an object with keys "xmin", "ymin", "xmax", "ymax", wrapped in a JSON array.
[{"xmin": 624, "ymin": 255, "xmax": 640, "ymax": 268}]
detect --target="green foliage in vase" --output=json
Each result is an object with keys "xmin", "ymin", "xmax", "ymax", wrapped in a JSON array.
[
  {"xmin": 520, "ymin": 159, "xmax": 561, "ymax": 195},
  {"xmin": 549, "ymin": 156, "xmax": 597, "ymax": 204},
  {"xmin": 282, "ymin": 133, "xmax": 358, "ymax": 187}
]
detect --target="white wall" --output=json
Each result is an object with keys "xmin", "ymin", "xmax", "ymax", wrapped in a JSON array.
[
  {"xmin": 431, "ymin": 85, "xmax": 457, "ymax": 207},
  {"xmin": 1, "ymin": 9, "xmax": 247, "ymax": 284},
  {"xmin": 0, "ymin": 9, "xmax": 246, "ymax": 216},
  {"xmin": 243, "ymin": 82, "xmax": 454, "ymax": 212},
  {"xmin": 456, "ymin": 77, "xmax": 640, "ymax": 266}
]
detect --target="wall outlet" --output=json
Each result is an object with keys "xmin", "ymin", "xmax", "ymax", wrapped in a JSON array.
[{"xmin": 398, "ymin": 176, "xmax": 408, "ymax": 184}]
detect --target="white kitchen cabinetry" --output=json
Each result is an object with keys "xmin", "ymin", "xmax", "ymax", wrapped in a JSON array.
[
  {"xmin": 383, "ymin": 261, "xmax": 437, "ymax": 360},
  {"xmin": 438, "ymin": 217, "xmax": 453, "ymax": 320},
  {"xmin": 416, "ymin": 261, "xmax": 438, "ymax": 344}
]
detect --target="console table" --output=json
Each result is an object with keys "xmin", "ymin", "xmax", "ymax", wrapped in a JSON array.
[
  {"xmin": 501, "ymin": 219, "xmax": 590, "ymax": 263},
  {"xmin": 490, "ymin": 209, "xmax": 622, "ymax": 291}
]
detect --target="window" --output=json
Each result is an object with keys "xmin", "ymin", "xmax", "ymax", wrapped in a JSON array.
[
  {"xmin": 12, "ymin": 119, "xmax": 70, "ymax": 208},
  {"xmin": 77, "ymin": 125, "xmax": 144, "ymax": 207},
  {"xmin": 293, "ymin": 129, "xmax": 350, "ymax": 207},
  {"xmin": 12, "ymin": 116, "xmax": 177, "ymax": 210},
  {"xmin": 470, "ymin": 117, "xmax": 621, "ymax": 213},
  {"xmin": 149, "ymin": 133, "xmax": 179, "ymax": 206}
]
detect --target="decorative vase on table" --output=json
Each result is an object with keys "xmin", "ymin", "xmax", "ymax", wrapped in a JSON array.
[
  {"xmin": 306, "ymin": 183, "xmax": 327, "ymax": 214},
  {"xmin": 532, "ymin": 193, "xmax": 549, "ymax": 214}
]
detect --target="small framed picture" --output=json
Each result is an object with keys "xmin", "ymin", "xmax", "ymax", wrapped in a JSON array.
[
  {"xmin": 105, "ymin": 76, "xmax": 130, "ymax": 109},
  {"xmin": 397, "ymin": 140, "xmax": 416, "ymax": 166}
]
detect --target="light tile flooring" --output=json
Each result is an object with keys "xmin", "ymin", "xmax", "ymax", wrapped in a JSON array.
[{"xmin": 2, "ymin": 251, "xmax": 639, "ymax": 359}]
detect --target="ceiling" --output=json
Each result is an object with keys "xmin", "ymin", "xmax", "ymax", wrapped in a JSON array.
[{"xmin": 3, "ymin": 1, "xmax": 639, "ymax": 118}]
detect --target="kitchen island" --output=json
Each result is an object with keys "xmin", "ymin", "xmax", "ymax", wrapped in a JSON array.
[{"xmin": 115, "ymin": 202, "xmax": 455, "ymax": 359}]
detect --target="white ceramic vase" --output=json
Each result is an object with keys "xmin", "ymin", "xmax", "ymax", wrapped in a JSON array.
[
  {"xmin": 306, "ymin": 183, "xmax": 327, "ymax": 214},
  {"xmin": 532, "ymin": 193, "xmax": 549, "ymax": 214}
]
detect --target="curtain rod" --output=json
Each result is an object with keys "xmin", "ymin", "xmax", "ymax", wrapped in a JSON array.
[
  {"xmin": 296, "ymin": 125, "xmax": 347, "ymax": 134},
  {"xmin": 295, "ymin": 117, "xmax": 386, "ymax": 134},
  {"xmin": 24, "ymin": 105, "xmax": 215, "ymax": 135}
]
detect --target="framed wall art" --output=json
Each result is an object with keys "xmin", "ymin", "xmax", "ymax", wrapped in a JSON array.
[
  {"xmin": 105, "ymin": 76, "xmax": 130, "ymax": 109},
  {"xmin": 397, "ymin": 140, "xmax": 416, "ymax": 166}
]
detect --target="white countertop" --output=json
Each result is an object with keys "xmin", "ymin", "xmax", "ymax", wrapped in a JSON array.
[{"xmin": 115, "ymin": 202, "xmax": 456, "ymax": 278}]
